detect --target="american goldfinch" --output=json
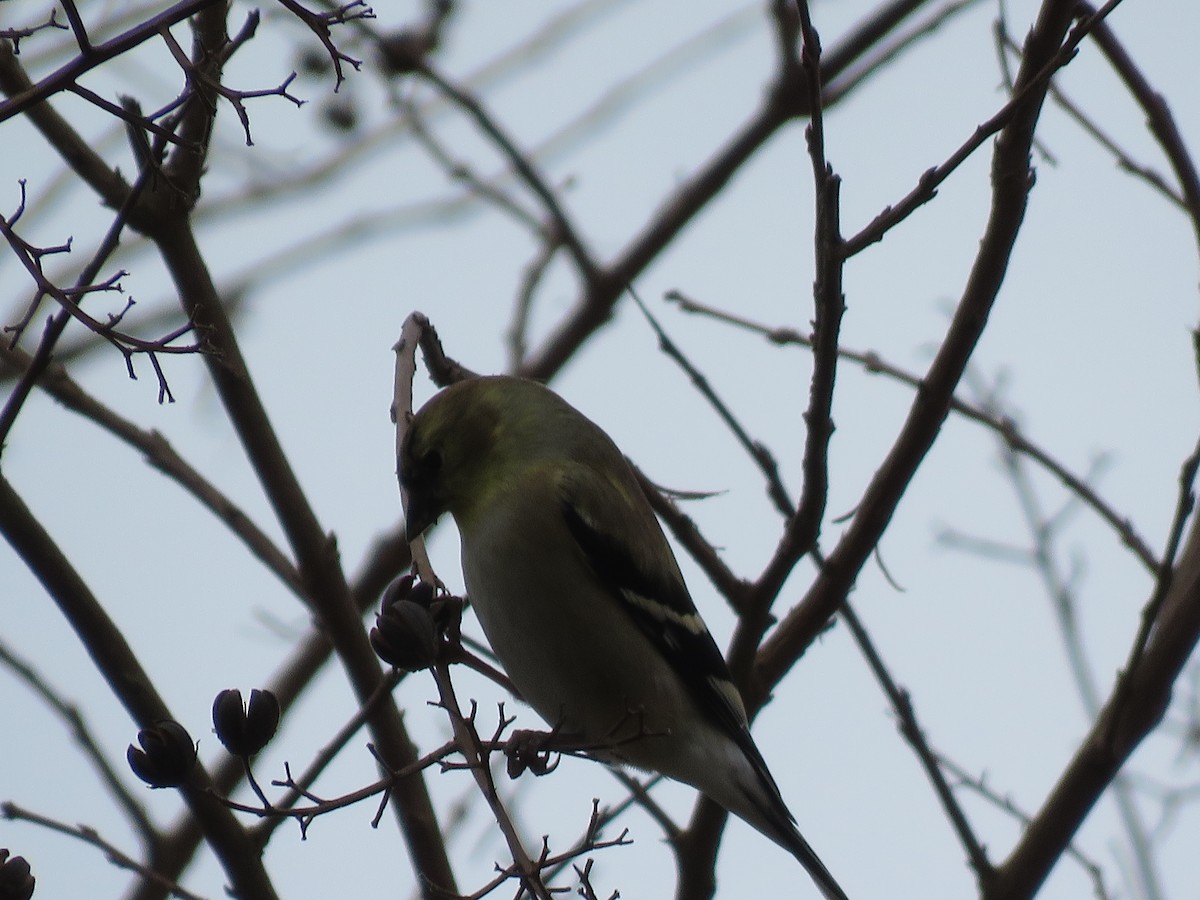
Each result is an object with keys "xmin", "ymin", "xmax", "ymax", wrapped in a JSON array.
[{"xmin": 401, "ymin": 375, "xmax": 847, "ymax": 900}]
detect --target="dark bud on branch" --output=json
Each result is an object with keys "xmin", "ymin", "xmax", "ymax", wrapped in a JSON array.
[
  {"xmin": 504, "ymin": 729, "xmax": 560, "ymax": 780},
  {"xmin": 127, "ymin": 721, "xmax": 196, "ymax": 788},
  {"xmin": 370, "ymin": 575, "xmax": 440, "ymax": 670},
  {"xmin": 376, "ymin": 28, "xmax": 437, "ymax": 75},
  {"xmin": 212, "ymin": 689, "xmax": 280, "ymax": 758},
  {"xmin": 0, "ymin": 850, "xmax": 35, "ymax": 900}
]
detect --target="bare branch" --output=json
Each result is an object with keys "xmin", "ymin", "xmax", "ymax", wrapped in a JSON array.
[
  {"xmin": 842, "ymin": 0, "xmax": 1129, "ymax": 256},
  {"xmin": 277, "ymin": 0, "xmax": 372, "ymax": 90},
  {"xmin": 756, "ymin": 0, "xmax": 1083, "ymax": 707},
  {"xmin": 840, "ymin": 603, "xmax": 994, "ymax": 883},
  {"xmin": 1, "ymin": 804, "xmax": 206, "ymax": 900},
  {"xmin": 0, "ymin": 474, "xmax": 282, "ymax": 900},
  {"xmin": 667, "ymin": 292, "xmax": 1160, "ymax": 571},
  {"xmin": 417, "ymin": 62, "xmax": 599, "ymax": 281},
  {"xmin": 0, "ymin": 0, "xmax": 222, "ymax": 126},
  {"xmin": 0, "ymin": 638, "xmax": 156, "ymax": 845},
  {"xmin": 0, "ymin": 9, "xmax": 69, "ymax": 55}
]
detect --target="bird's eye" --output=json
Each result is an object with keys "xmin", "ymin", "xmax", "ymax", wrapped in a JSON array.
[{"xmin": 421, "ymin": 449, "xmax": 442, "ymax": 473}]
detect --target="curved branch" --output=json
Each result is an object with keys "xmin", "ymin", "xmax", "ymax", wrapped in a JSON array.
[
  {"xmin": 0, "ymin": 0, "xmax": 221, "ymax": 127},
  {"xmin": 0, "ymin": 474, "xmax": 281, "ymax": 900},
  {"xmin": 520, "ymin": 0, "xmax": 940, "ymax": 383},
  {"xmin": 985, "ymin": 495, "xmax": 1200, "ymax": 898},
  {"xmin": 754, "ymin": 0, "xmax": 1084, "ymax": 702}
]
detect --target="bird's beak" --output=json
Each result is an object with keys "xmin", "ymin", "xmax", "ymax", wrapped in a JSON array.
[{"xmin": 402, "ymin": 489, "xmax": 439, "ymax": 543}]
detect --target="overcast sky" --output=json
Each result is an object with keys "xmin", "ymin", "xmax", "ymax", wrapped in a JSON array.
[{"xmin": 3, "ymin": 1, "xmax": 1199, "ymax": 898}]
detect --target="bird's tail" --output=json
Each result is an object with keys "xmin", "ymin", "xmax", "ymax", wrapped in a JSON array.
[
  {"xmin": 694, "ymin": 725, "xmax": 849, "ymax": 898},
  {"xmin": 781, "ymin": 825, "xmax": 850, "ymax": 900},
  {"xmin": 721, "ymin": 760, "xmax": 850, "ymax": 899},
  {"xmin": 725, "ymin": 738, "xmax": 849, "ymax": 899}
]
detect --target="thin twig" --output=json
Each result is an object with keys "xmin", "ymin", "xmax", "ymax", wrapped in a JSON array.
[
  {"xmin": 0, "ymin": 342, "xmax": 305, "ymax": 598},
  {"xmin": 250, "ymin": 670, "xmax": 404, "ymax": 844},
  {"xmin": 0, "ymin": 474, "xmax": 282, "ymax": 900},
  {"xmin": 755, "ymin": 0, "xmax": 1084, "ymax": 711},
  {"xmin": 666, "ymin": 294, "xmax": 1159, "ymax": 571},
  {"xmin": 430, "ymin": 663, "xmax": 553, "ymax": 900},
  {"xmin": 417, "ymin": 62, "xmax": 598, "ymax": 281},
  {"xmin": 840, "ymin": 602, "xmax": 994, "ymax": 883},
  {"xmin": 630, "ymin": 289, "xmax": 794, "ymax": 518},
  {"xmin": 1079, "ymin": 1, "xmax": 1200, "ymax": 251},
  {"xmin": 739, "ymin": 0, "xmax": 846, "ymax": 672},
  {"xmin": 519, "ymin": 0, "xmax": 943, "ymax": 382},
  {"xmin": 935, "ymin": 757, "xmax": 1111, "ymax": 899},
  {"xmin": 1, "ymin": 803, "xmax": 206, "ymax": 900},
  {"xmin": 842, "ymin": 0, "xmax": 1130, "ymax": 257},
  {"xmin": 0, "ymin": 637, "xmax": 156, "ymax": 844},
  {"xmin": 997, "ymin": 28, "xmax": 1184, "ymax": 207},
  {"xmin": 0, "ymin": 157, "xmax": 177, "ymax": 451},
  {"xmin": 0, "ymin": 0, "xmax": 222, "ymax": 125},
  {"xmin": 1109, "ymin": 435, "xmax": 1200, "ymax": 735}
]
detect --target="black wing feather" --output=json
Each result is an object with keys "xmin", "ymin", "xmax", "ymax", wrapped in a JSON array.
[{"xmin": 559, "ymin": 492, "xmax": 788, "ymax": 810}]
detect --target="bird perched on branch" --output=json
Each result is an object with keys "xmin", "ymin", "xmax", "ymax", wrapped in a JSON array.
[{"xmin": 400, "ymin": 375, "xmax": 847, "ymax": 900}]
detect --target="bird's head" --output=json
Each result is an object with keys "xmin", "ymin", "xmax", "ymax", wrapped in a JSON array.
[{"xmin": 400, "ymin": 376, "xmax": 578, "ymax": 541}]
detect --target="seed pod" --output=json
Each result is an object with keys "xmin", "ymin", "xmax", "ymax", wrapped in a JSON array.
[
  {"xmin": 212, "ymin": 688, "xmax": 280, "ymax": 757},
  {"xmin": 127, "ymin": 720, "xmax": 196, "ymax": 788},
  {"xmin": 370, "ymin": 599, "xmax": 439, "ymax": 671}
]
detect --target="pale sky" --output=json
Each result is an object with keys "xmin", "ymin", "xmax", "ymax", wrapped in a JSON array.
[{"xmin": 3, "ymin": 1, "xmax": 1199, "ymax": 898}]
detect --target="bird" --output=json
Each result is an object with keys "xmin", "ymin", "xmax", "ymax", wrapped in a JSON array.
[{"xmin": 400, "ymin": 375, "xmax": 848, "ymax": 900}]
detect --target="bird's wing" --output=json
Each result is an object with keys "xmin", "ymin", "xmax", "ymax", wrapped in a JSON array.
[{"xmin": 556, "ymin": 464, "xmax": 788, "ymax": 809}]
